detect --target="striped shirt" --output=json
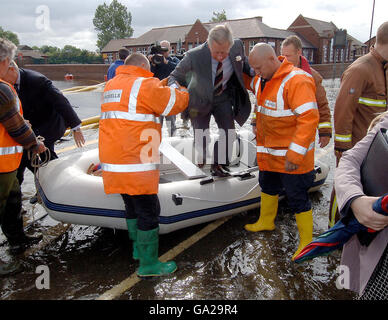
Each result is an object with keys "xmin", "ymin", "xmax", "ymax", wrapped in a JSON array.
[{"xmin": 0, "ymin": 82, "xmax": 37, "ymax": 150}]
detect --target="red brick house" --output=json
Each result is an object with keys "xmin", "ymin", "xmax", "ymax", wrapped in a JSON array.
[
  {"xmin": 102, "ymin": 15, "xmax": 365, "ymax": 64},
  {"xmin": 16, "ymin": 45, "xmax": 48, "ymax": 66},
  {"xmin": 288, "ymin": 14, "xmax": 367, "ymax": 63}
]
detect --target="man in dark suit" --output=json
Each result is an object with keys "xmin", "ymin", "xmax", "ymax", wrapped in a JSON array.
[
  {"xmin": 3, "ymin": 61, "xmax": 85, "ymax": 189},
  {"xmin": 168, "ymin": 24, "xmax": 253, "ymax": 176}
]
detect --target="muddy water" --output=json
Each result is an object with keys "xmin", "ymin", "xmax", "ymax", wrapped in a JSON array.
[{"xmin": 0, "ymin": 79, "xmax": 357, "ymax": 300}]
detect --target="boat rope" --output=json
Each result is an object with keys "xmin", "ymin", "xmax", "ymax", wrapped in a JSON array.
[
  {"xmin": 176, "ymin": 181, "xmax": 260, "ymax": 204},
  {"xmin": 27, "ymin": 136, "xmax": 51, "ymax": 223}
]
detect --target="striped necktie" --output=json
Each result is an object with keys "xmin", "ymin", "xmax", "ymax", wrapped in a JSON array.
[{"xmin": 214, "ymin": 61, "xmax": 223, "ymax": 96}]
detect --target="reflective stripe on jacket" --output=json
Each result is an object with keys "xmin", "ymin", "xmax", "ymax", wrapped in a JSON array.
[
  {"xmin": 334, "ymin": 46, "xmax": 388, "ymax": 150},
  {"xmin": 300, "ymin": 56, "xmax": 332, "ymax": 137},
  {"xmin": 99, "ymin": 65, "xmax": 189, "ymax": 195},
  {"xmin": 246, "ymin": 57, "xmax": 319, "ymax": 174},
  {"xmin": 0, "ymin": 79, "xmax": 23, "ymax": 173}
]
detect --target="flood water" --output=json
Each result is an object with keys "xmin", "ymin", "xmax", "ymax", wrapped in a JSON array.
[{"xmin": 0, "ymin": 79, "xmax": 357, "ymax": 302}]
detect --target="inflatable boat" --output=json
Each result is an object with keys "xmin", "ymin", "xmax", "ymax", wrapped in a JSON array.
[{"xmin": 36, "ymin": 131, "xmax": 329, "ymax": 234}]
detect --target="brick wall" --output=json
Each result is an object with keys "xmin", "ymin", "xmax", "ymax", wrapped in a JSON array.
[
  {"xmin": 24, "ymin": 62, "xmax": 351, "ymax": 81},
  {"xmin": 311, "ymin": 62, "xmax": 352, "ymax": 79},
  {"xmin": 24, "ymin": 64, "xmax": 109, "ymax": 81},
  {"xmin": 185, "ymin": 20, "xmax": 209, "ymax": 50}
]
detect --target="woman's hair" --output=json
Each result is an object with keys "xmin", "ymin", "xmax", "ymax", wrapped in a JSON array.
[{"xmin": 368, "ymin": 111, "xmax": 388, "ymax": 131}]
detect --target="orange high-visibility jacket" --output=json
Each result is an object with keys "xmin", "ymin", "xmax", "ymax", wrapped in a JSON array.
[
  {"xmin": 0, "ymin": 79, "xmax": 23, "ymax": 173},
  {"xmin": 99, "ymin": 65, "xmax": 189, "ymax": 195},
  {"xmin": 245, "ymin": 57, "xmax": 319, "ymax": 174}
]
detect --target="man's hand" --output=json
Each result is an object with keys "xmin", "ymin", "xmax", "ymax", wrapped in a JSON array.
[
  {"xmin": 178, "ymin": 86, "xmax": 188, "ymax": 93},
  {"xmin": 285, "ymin": 159, "xmax": 299, "ymax": 172},
  {"xmin": 334, "ymin": 149, "xmax": 344, "ymax": 165},
  {"xmin": 73, "ymin": 129, "xmax": 85, "ymax": 148},
  {"xmin": 319, "ymin": 136, "xmax": 330, "ymax": 148},
  {"xmin": 34, "ymin": 140, "xmax": 47, "ymax": 155}
]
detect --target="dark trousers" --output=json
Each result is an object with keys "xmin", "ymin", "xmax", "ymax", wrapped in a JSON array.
[
  {"xmin": 259, "ymin": 170, "xmax": 316, "ymax": 214},
  {"xmin": 0, "ymin": 170, "xmax": 23, "ymax": 241},
  {"xmin": 191, "ymin": 89, "xmax": 236, "ymax": 165},
  {"xmin": 120, "ymin": 194, "xmax": 160, "ymax": 231},
  {"xmin": 160, "ymin": 115, "xmax": 176, "ymax": 137},
  {"xmin": 16, "ymin": 141, "xmax": 57, "ymax": 186}
]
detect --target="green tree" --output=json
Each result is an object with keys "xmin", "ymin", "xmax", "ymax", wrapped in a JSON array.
[
  {"xmin": 211, "ymin": 9, "xmax": 227, "ymax": 22},
  {"xmin": 93, "ymin": 0, "xmax": 134, "ymax": 51},
  {"xmin": 0, "ymin": 26, "xmax": 19, "ymax": 46},
  {"xmin": 33, "ymin": 44, "xmax": 103, "ymax": 64}
]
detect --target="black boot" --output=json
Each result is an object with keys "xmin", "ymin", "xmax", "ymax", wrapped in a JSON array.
[
  {"xmin": 210, "ymin": 164, "xmax": 230, "ymax": 177},
  {"xmin": 8, "ymin": 233, "xmax": 43, "ymax": 255}
]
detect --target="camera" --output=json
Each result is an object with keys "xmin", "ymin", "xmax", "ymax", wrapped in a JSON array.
[{"xmin": 149, "ymin": 45, "xmax": 168, "ymax": 65}]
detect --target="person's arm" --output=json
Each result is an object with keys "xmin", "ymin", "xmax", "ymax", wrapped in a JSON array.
[
  {"xmin": 350, "ymin": 196, "xmax": 388, "ymax": 231},
  {"xmin": 335, "ymin": 115, "xmax": 388, "ymax": 219},
  {"xmin": 40, "ymin": 77, "xmax": 82, "ymax": 129},
  {"xmin": 0, "ymin": 83, "xmax": 45, "ymax": 153},
  {"xmin": 40, "ymin": 77, "xmax": 85, "ymax": 147},
  {"xmin": 285, "ymin": 76, "xmax": 319, "ymax": 171},
  {"xmin": 143, "ymin": 78, "xmax": 189, "ymax": 117},
  {"xmin": 168, "ymin": 53, "xmax": 192, "ymax": 87},
  {"xmin": 334, "ymin": 66, "xmax": 367, "ymax": 151},
  {"xmin": 311, "ymin": 69, "xmax": 332, "ymax": 147}
]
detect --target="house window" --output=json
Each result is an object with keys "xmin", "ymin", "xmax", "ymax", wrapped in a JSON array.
[
  {"xmin": 340, "ymin": 48, "xmax": 344, "ymax": 62},
  {"xmin": 107, "ymin": 53, "xmax": 113, "ymax": 63},
  {"xmin": 249, "ymin": 41, "xmax": 256, "ymax": 52},
  {"xmin": 188, "ymin": 43, "xmax": 193, "ymax": 50},
  {"xmin": 329, "ymin": 38, "xmax": 334, "ymax": 62},
  {"xmin": 323, "ymin": 45, "xmax": 328, "ymax": 63},
  {"xmin": 268, "ymin": 41, "xmax": 275, "ymax": 49},
  {"xmin": 302, "ymin": 49, "xmax": 310, "ymax": 62}
]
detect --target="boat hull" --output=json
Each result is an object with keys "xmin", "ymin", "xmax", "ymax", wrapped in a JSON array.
[{"xmin": 36, "ymin": 134, "xmax": 328, "ymax": 234}]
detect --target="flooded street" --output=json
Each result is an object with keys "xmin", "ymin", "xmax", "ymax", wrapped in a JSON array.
[{"xmin": 0, "ymin": 79, "xmax": 357, "ymax": 301}]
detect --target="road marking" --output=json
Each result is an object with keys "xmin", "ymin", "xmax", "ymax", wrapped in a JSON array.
[
  {"xmin": 97, "ymin": 216, "xmax": 232, "ymax": 300},
  {"xmin": 56, "ymin": 139, "xmax": 98, "ymax": 154}
]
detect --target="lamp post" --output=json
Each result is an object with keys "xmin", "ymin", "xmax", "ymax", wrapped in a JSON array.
[{"xmin": 368, "ymin": 0, "xmax": 376, "ymax": 50}]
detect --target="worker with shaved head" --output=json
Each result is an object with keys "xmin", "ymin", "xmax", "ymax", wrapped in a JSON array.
[
  {"xmin": 244, "ymin": 43, "xmax": 319, "ymax": 261},
  {"xmin": 99, "ymin": 52, "xmax": 189, "ymax": 277}
]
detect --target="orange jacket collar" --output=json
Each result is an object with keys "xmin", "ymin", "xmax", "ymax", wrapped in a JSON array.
[
  {"xmin": 115, "ymin": 65, "xmax": 154, "ymax": 78},
  {"xmin": 272, "ymin": 56, "xmax": 294, "ymax": 80}
]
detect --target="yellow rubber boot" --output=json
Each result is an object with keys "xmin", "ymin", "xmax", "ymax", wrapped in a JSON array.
[
  {"xmin": 245, "ymin": 193, "xmax": 279, "ymax": 232},
  {"xmin": 292, "ymin": 210, "xmax": 313, "ymax": 261}
]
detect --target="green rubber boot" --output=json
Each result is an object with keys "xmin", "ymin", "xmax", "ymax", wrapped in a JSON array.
[
  {"xmin": 137, "ymin": 228, "xmax": 177, "ymax": 277},
  {"xmin": 126, "ymin": 219, "xmax": 139, "ymax": 260}
]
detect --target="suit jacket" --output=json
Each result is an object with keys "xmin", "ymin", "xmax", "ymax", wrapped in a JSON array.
[
  {"xmin": 169, "ymin": 39, "xmax": 252, "ymax": 126},
  {"xmin": 18, "ymin": 68, "xmax": 81, "ymax": 145}
]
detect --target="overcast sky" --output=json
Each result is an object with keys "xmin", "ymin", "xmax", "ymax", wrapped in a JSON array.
[{"xmin": 0, "ymin": 0, "xmax": 386, "ymax": 51}]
